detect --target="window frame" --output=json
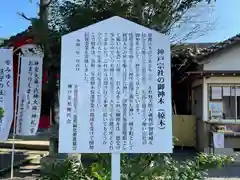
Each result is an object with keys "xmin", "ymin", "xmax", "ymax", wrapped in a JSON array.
[{"xmin": 208, "ymin": 83, "xmax": 240, "ymax": 122}]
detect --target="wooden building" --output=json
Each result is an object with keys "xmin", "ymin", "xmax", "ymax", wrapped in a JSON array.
[{"xmin": 180, "ymin": 34, "xmax": 240, "ymax": 154}]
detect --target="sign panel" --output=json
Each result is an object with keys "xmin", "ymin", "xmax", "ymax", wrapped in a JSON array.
[
  {"xmin": 0, "ymin": 48, "xmax": 14, "ymax": 140},
  {"xmin": 209, "ymin": 102, "xmax": 223, "ymax": 120},
  {"xmin": 59, "ymin": 16, "xmax": 172, "ymax": 153},
  {"xmin": 213, "ymin": 132, "xmax": 224, "ymax": 148},
  {"xmin": 211, "ymin": 87, "xmax": 222, "ymax": 100},
  {"xmin": 16, "ymin": 56, "xmax": 43, "ymax": 136}
]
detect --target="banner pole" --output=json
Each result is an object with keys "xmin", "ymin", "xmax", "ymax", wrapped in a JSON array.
[{"xmin": 10, "ymin": 53, "xmax": 21, "ymax": 179}]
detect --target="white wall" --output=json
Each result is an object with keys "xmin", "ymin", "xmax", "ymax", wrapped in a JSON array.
[
  {"xmin": 192, "ymin": 85, "xmax": 203, "ymax": 120},
  {"xmin": 203, "ymin": 45, "xmax": 240, "ymax": 71}
]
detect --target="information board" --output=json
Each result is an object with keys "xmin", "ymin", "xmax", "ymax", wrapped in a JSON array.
[{"xmin": 59, "ymin": 16, "xmax": 172, "ymax": 154}]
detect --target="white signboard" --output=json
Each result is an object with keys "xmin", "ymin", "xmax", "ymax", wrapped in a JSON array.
[
  {"xmin": 16, "ymin": 56, "xmax": 43, "ymax": 136},
  {"xmin": 213, "ymin": 132, "xmax": 224, "ymax": 148},
  {"xmin": 211, "ymin": 87, "xmax": 222, "ymax": 99},
  {"xmin": 0, "ymin": 48, "xmax": 14, "ymax": 141},
  {"xmin": 59, "ymin": 16, "xmax": 172, "ymax": 154}
]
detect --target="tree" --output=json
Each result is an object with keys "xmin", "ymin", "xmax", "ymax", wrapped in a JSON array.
[
  {"xmin": 39, "ymin": 0, "xmax": 216, "ymax": 121},
  {"xmin": 49, "ymin": 0, "xmax": 216, "ymax": 40},
  {"xmin": 18, "ymin": 0, "xmax": 217, "ymax": 80},
  {"xmin": 44, "ymin": 0, "xmax": 217, "ymax": 81}
]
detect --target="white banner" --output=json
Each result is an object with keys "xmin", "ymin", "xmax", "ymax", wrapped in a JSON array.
[
  {"xmin": 16, "ymin": 56, "xmax": 43, "ymax": 136},
  {"xmin": 0, "ymin": 48, "xmax": 14, "ymax": 141}
]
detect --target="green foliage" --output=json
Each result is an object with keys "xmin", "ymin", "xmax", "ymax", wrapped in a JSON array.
[
  {"xmin": 20, "ymin": 0, "xmax": 217, "ymax": 97},
  {"xmin": 50, "ymin": 0, "xmax": 216, "ymax": 35},
  {"xmin": 40, "ymin": 158, "xmax": 92, "ymax": 180},
  {"xmin": 37, "ymin": 0, "xmax": 217, "ymax": 97},
  {"xmin": 0, "ymin": 107, "xmax": 4, "ymax": 119},
  {"xmin": 38, "ymin": 153, "xmax": 233, "ymax": 180}
]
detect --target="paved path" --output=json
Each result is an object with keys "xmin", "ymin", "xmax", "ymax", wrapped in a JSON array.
[{"xmin": 207, "ymin": 163, "xmax": 240, "ymax": 179}]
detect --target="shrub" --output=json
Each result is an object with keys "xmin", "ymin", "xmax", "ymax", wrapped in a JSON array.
[{"xmin": 39, "ymin": 153, "xmax": 233, "ymax": 180}]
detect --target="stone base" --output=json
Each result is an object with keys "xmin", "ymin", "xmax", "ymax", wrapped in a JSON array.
[
  {"xmin": 40, "ymin": 124, "xmax": 81, "ymax": 173},
  {"xmin": 40, "ymin": 154, "xmax": 81, "ymax": 172},
  {"xmin": 40, "ymin": 155, "xmax": 65, "ymax": 173}
]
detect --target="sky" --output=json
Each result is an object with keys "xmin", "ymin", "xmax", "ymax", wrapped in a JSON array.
[{"xmin": 0, "ymin": 0, "xmax": 239, "ymax": 43}]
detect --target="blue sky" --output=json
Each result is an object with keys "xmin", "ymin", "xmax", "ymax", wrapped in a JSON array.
[{"xmin": 0, "ymin": 0, "xmax": 239, "ymax": 43}]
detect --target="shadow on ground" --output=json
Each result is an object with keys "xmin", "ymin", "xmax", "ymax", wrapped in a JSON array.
[
  {"xmin": 0, "ymin": 151, "xmax": 29, "ymax": 175},
  {"xmin": 207, "ymin": 163, "xmax": 240, "ymax": 178},
  {"xmin": 10, "ymin": 161, "xmax": 40, "ymax": 179},
  {"xmin": 0, "ymin": 151, "xmax": 42, "ymax": 179}
]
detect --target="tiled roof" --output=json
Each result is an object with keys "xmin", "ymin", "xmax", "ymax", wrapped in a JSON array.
[
  {"xmin": 1, "ymin": 27, "xmax": 32, "ymax": 47},
  {"xmin": 195, "ymin": 34, "xmax": 240, "ymax": 62},
  {"xmin": 172, "ymin": 33, "xmax": 240, "ymax": 66}
]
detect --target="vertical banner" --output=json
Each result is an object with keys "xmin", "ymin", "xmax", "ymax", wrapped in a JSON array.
[
  {"xmin": 0, "ymin": 48, "xmax": 14, "ymax": 141},
  {"xmin": 16, "ymin": 56, "xmax": 43, "ymax": 136}
]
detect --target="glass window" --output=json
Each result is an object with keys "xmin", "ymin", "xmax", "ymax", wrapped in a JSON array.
[
  {"xmin": 208, "ymin": 85, "xmax": 240, "ymax": 121},
  {"xmin": 222, "ymin": 86, "xmax": 236, "ymax": 119}
]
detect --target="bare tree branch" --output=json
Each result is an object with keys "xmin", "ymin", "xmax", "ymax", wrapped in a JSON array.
[{"xmin": 17, "ymin": 12, "xmax": 32, "ymax": 21}]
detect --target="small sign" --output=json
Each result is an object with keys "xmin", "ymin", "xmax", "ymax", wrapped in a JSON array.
[
  {"xmin": 211, "ymin": 87, "xmax": 222, "ymax": 100},
  {"xmin": 213, "ymin": 132, "xmax": 224, "ymax": 148},
  {"xmin": 209, "ymin": 102, "xmax": 223, "ymax": 120}
]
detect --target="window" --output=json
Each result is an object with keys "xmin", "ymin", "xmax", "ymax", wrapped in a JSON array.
[{"xmin": 208, "ymin": 85, "xmax": 240, "ymax": 121}]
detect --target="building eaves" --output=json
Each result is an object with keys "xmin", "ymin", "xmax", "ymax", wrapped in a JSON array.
[{"xmin": 195, "ymin": 33, "xmax": 240, "ymax": 63}]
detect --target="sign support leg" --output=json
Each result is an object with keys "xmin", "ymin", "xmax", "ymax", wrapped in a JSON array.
[
  {"xmin": 10, "ymin": 53, "xmax": 21, "ymax": 179},
  {"xmin": 111, "ymin": 153, "xmax": 120, "ymax": 180}
]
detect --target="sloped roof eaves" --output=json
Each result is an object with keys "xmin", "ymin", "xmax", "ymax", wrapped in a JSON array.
[
  {"xmin": 195, "ymin": 34, "xmax": 240, "ymax": 63},
  {"xmin": 1, "ymin": 27, "xmax": 32, "ymax": 47}
]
